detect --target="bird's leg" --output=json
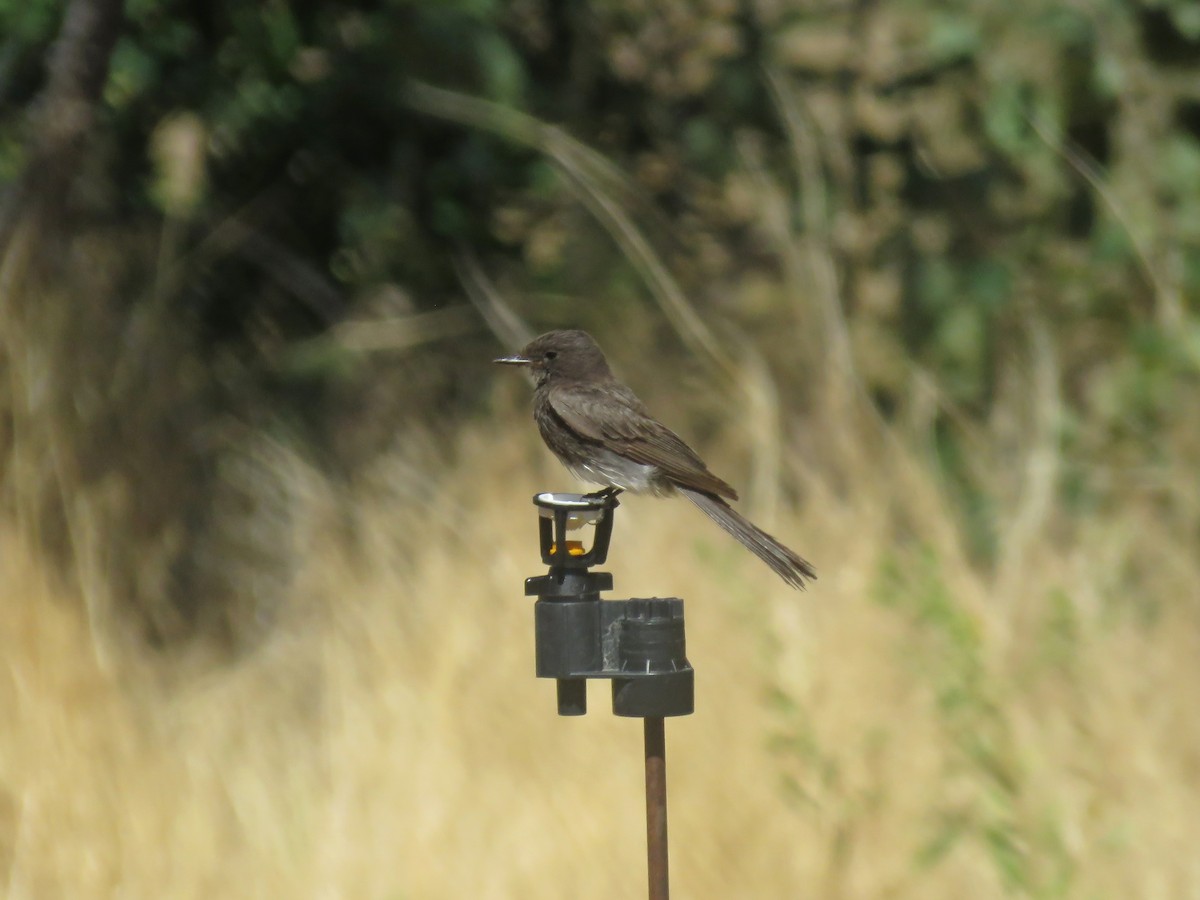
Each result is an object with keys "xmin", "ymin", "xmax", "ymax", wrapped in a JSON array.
[{"xmin": 583, "ymin": 486, "xmax": 624, "ymax": 502}]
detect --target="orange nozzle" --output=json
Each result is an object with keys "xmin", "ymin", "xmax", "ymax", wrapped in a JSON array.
[{"xmin": 549, "ymin": 540, "xmax": 588, "ymax": 557}]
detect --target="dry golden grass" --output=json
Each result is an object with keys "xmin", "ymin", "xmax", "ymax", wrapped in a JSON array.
[{"xmin": 2, "ymin": 402, "xmax": 1199, "ymax": 899}]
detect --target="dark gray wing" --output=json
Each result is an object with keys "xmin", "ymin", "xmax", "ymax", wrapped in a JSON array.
[{"xmin": 547, "ymin": 381, "xmax": 738, "ymax": 500}]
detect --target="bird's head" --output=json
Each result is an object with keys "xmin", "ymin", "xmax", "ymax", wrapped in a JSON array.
[{"xmin": 494, "ymin": 329, "xmax": 613, "ymax": 387}]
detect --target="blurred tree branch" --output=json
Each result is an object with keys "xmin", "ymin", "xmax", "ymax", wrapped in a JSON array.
[{"xmin": 0, "ymin": 0, "xmax": 124, "ymax": 245}]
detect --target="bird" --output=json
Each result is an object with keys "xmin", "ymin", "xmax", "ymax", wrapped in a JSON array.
[{"xmin": 495, "ymin": 329, "xmax": 816, "ymax": 589}]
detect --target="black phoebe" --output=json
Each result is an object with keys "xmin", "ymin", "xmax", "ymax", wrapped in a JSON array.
[{"xmin": 495, "ymin": 329, "xmax": 816, "ymax": 589}]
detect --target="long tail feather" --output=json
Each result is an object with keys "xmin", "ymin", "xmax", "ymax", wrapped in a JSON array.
[{"xmin": 681, "ymin": 488, "xmax": 817, "ymax": 589}]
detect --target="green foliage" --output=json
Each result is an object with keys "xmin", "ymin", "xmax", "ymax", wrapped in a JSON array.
[
  {"xmin": 8, "ymin": 0, "xmax": 1197, "ymax": 426},
  {"xmin": 0, "ymin": 0, "xmax": 59, "ymax": 43}
]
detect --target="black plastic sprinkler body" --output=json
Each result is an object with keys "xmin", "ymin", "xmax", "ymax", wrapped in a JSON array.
[{"xmin": 523, "ymin": 492, "xmax": 694, "ymax": 899}]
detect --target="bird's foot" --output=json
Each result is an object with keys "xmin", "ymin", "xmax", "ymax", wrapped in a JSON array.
[{"xmin": 583, "ymin": 486, "xmax": 624, "ymax": 504}]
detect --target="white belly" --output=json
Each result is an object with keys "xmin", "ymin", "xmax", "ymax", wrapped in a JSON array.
[{"xmin": 565, "ymin": 448, "xmax": 670, "ymax": 495}]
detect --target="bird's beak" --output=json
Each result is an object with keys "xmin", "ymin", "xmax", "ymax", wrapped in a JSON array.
[{"xmin": 494, "ymin": 354, "xmax": 531, "ymax": 366}]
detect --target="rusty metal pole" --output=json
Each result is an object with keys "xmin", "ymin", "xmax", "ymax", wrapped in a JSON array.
[{"xmin": 644, "ymin": 716, "xmax": 669, "ymax": 900}]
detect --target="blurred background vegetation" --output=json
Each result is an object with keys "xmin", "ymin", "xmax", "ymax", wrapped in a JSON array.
[{"xmin": 1, "ymin": 0, "xmax": 1199, "ymax": 897}]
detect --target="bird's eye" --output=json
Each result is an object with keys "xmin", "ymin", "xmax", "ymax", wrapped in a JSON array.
[{"xmin": 544, "ymin": 350, "xmax": 558, "ymax": 361}]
